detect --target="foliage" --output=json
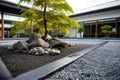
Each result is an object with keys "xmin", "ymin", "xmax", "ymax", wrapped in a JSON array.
[
  {"xmin": 101, "ymin": 25, "xmax": 112, "ymax": 38},
  {"xmin": 10, "ymin": 21, "xmax": 28, "ymax": 36},
  {"xmin": 11, "ymin": 0, "xmax": 80, "ymax": 39},
  {"xmin": 78, "ymin": 26, "xmax": 84, "ymax": 38},
  {"xmin": 10, "ymin": 8, "xmax": 38, "ymax": 36},
  {"xmin": 78, "ymin": 26, "xmax": 85, "ymax": 33}
]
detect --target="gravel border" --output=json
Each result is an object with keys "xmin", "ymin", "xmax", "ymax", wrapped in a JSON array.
[{"xmin": 46, "ymin": 41, "xmax": 120, "ymax": 80}]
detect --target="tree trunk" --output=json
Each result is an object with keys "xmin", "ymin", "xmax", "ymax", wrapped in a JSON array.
[
  {"xmin": 30, "ymin": 20, "xmax": 33, "ymax": 34},
  {"xmin": 43, "ymin": 0, "xmax": 48, "ymax": 40}
]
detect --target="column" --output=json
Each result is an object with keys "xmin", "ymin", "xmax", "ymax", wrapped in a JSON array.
[
  {"xmin": 1, "ymin": 12, "xmax": 4, "ymax": 40},
  {"xmin": 95, "ymin": 20, "xmax": 98, "ymax": 38}
]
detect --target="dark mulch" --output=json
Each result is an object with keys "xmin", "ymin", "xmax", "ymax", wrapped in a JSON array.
[{"xmin": 0, "ymin": 44, "xmax": 92, "ymax": 77}]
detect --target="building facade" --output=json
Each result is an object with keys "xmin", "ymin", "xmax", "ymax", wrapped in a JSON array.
[{"xmin": 66, "ymin": 0, "xmax": 120, "ymax": 38}]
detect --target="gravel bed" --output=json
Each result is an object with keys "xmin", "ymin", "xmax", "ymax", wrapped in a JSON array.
[
  {"xmin": 0, "ymin": 44, "xmax": 92, "ymax": 77},
  {"xmin": 46, "ymin": 42, "xmax": 120, "ymax": 80}
]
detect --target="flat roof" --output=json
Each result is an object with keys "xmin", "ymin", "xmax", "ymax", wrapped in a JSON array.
[
  {"xmin": 0, "ymin": 0, "xmax": 29, "ymax": 15},
  {"xmin": 70, "ymin": 0, "xmax": 120, "ymax": 17}
]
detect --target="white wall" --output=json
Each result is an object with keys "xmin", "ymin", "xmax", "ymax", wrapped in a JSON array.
[{"xmin": 65, "ymin": 27, "xmax": 80, "ymax": 38}]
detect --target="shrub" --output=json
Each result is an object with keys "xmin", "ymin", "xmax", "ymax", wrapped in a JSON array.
[{"xmin": 101, "ymin": 25, "xmax": 112, "ymax": 38}]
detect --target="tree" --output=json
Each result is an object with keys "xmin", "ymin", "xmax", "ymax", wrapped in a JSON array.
[
  {"xmin": 10, "ymin": 8, "xmax": 38, "ymax": 36},
  {"xmin": 78, "ymin": 26, "xmax": 85, "ymax": 38},
  {"xmin": 12, "ymin": 0, "xmax": 80, "ymax": 40},
  {"xmin": 101, "ymin": 25, "xmax": 112, "ymax": 38},
  {"xmin": 48, "ymin": 14, "xmax": 79, "ymax": 37},
  {"xmin": 33, "ymin": 0, "xmax": 80, "ymax": 40}
]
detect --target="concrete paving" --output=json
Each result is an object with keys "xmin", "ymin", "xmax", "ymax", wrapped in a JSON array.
[{"xmin": 46, "ymin": 41, "xmax": 120, "ymax": 80}]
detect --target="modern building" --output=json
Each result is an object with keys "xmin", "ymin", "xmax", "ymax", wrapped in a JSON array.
[
  {"xmin": 0, "ymin": 0, "xmax": 120, "ymax": 39},
  {"xmin": 0, "ymin": 0, "xmax": 28, "ymax": 39},
  {"xmin": 67, "ymin": 0, "xmax": 120, "ymax": 38}
]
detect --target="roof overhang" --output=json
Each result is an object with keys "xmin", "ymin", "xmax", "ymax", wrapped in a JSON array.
[
  {"xmin": 0, "ymin": 0, "xmax": 29, "ymax": 15},
  {"xmin": 70, "ymin": 5, "xmax": 120, "ymax": 18}
]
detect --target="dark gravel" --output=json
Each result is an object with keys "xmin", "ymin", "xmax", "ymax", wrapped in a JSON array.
[{"xmin": 0, "ymin": 44, "xmax": 92, "ymax": 77}]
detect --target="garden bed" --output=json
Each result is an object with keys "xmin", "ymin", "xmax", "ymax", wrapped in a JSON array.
[{"xmin": 0, "ymin": 44, "xmax": 92, "ymax": 77}]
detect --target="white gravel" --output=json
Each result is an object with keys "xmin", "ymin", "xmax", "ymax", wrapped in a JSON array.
[{"xmin": 46, "ymin": 42, "xmax": 120, "ymax": 80}]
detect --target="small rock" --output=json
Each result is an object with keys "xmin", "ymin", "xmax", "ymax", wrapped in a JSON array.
[
  {"xmin": 34, "ymin": 52, "xmax": 40, "ymax": 56},
  {"xmin": 28, "ymin": 48, "xmax": 38, "ymax": 55},
  {"xmin": 48, "ymin": 48, "xmax": 60, "ymax": 55},
  {"xmin": 28, "ymin": 47, "xmax": 45, "ymax": 56},
  {"xmin": 36, "ymin": 47, "xmax": 45, "ymax": 55},
  {"xmin": 7, "ymin": 45, "xmax": 14, "ymax": 50},
  {"xmin": 45, "ymin": 51, "xmax": 49, "ymax": 54}
]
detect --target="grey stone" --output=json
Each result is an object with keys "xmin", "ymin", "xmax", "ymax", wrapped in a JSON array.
[
  {"xmin": 36, "ymin": 47, "xmax": 45, "ymax": 55},
  {"xmin": 28, "ymin": 38, "xmax": 49, "ymax": 48},
  {"xmin": 48, "ymin": 37, "xmax": 68, "ymax": 48},
  {"xmin": 46, "ymin": 34, "xmax": 52, "ymax": 40},
  {"xmin": 28, "ymin": 48, "xmax": 38, "ymax": 55},
  {"xmin": 28, "ymin": 47, "xmax": 45, "ymax": 55},
  {"xmin": 46, "ymin": 48, "xmax": 60, "ymax": 55},
  {"xmin": 7, "ymin": 45, "xmax": 14, "ymax": 50},
  {"xmin": 28, "ymin": 32, "xmax": 41, "ymax": 43},
  {"xmin": 13, "ymin": 41, "xmax": 28, "ymax": 50}
]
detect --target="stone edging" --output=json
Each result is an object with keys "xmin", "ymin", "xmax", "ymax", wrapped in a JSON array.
[{"xmin": 0, "ymin": 57, "xmax": 13, "ymax": 80}]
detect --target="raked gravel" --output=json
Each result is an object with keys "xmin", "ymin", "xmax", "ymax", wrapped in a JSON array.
[{"xmin": 46, "ymin": 42, "xmax": 120, "ymax": 80}]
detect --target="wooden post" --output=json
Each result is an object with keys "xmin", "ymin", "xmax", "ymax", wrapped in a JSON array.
[
  {"xmin": 1, "ymin": 12, "xmax": 4, "ymax": 40},
  {"xmin": 95, "ymin": 20, "xmax": 98, "ymax": 38}
]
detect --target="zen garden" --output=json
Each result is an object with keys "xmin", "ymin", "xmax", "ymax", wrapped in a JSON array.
[
  {"xmin": 0, "ymin": 0, "xmax": 120, "ymax": 80},
  {"xmin": 9, "ymin": 0, "xmax": 80, "ymax": 56}
]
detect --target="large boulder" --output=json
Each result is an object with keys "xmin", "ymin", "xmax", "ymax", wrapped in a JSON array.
[
  {"xmin": 13, "ymin": 41, "xmax": 29, "ymax": 51},
  {"xmin": 28, "ymin": 38, "xmax": 49, "ymax": 48},
  {"xmin": 48, "ymin": 37, "xmax": 69, "ymax": 48},
  {"xmin": 28, "ymin": 32, "xmax": 41, "ymax": 43}
]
